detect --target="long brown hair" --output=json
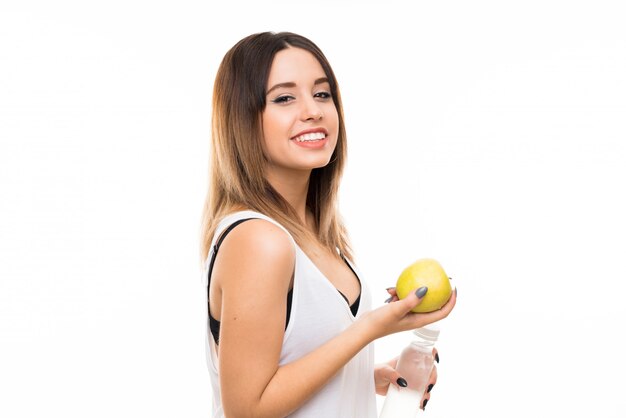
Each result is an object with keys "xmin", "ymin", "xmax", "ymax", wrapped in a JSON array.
[{"xmin": 200, "ymin": 32, "xmax": 352, "ymax": 263}]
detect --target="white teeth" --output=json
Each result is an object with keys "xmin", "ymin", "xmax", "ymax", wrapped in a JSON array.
[{"xmin": 294, "ymin": 132, "xmax": 326, "ymax": 142}]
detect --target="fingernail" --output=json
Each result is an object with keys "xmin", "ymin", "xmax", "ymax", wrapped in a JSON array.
[
  {"xmin": 384, "ymin": 296, "xmax": 393, "ymax": 303},
  {"xmin": 435, "ymin": 352, "xmax": 440, "ymax": 363},
  {"xmin": 427, "ymin": 383, "xmax": 434, "ymax": 393},
  {"xmin": 415, "ymin": 286, "xmax": 428, "ymax": 298},
  {"xmin": 386, "ymin": 287, "xmax": 394, "ymax": 291},
  {"xmin": 422, "ymin": 398, "xmax": 428, "ymax": 410},
  {"xmin": 455, "ymin": 287, "xmax": 458, "ymax": 296},
  {"xmin": 448, "ymin": 276, "xmax": 452, "ymax": 280},
  {"xmin": 396, "ymin": 377, "xmax": 408, "ymax": 387}
]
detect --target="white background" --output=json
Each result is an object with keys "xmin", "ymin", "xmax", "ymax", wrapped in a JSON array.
[{"xmin": 1, "ymin": 1, "xmax": 625, "ymax": 417}]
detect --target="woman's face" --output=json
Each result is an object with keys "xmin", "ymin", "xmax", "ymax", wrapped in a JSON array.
[{"xmin": 261, "ymin": 47, "xmax": 339, "ymax": 178}]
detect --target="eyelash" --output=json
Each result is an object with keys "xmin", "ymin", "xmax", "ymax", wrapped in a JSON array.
[
  {"xmin": 271, "ymin": 91, "xmax": 332, "ymax": 104},
  {"xmin": 271, "ymin": 95, "xmax": 294, "ymax": 104},
  {"xmin": 315, "ymin": 91, "xmax": 331, "ymax": 99}
]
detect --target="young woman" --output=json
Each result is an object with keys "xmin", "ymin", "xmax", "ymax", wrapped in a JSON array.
[{"xmin": 200, "ymin": 32, "xmax": 457, "ymax": 418}]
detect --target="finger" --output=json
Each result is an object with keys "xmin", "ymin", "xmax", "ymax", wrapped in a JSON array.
[
  {"xmin": 380, "ymin": 364, "xmax": 409, "ymax": 389},
  {"xmin": 387, "ymin": 368, "xmax": 409, "ymax": 390},
  {"xmin": 432, "ymin": 347, "xmax": 439, "ymax": 364},
  {"xmin": 419, "ymin": 366, "xmax": 437, "ymax": 410},
  {"xmin": 384, "ymin": 295, "xmax": 400, "ymax": 303},
  {"xmin": 428, "ymin": 364, "xmax": 438, "ymax": 390},
  {"xmin": 374, "ymin": 364, "xmax": 408, "ymax": 395},
  {"xmin": 384, "ymin": 287, "xmax": 399, "ymax": 303},
  {"xmin": 394, "ymin": 286, "xmax": 429, "ymax": 313}
]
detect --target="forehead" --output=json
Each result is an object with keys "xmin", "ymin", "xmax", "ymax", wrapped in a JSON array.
[{"xmin": 266, "ymin": 47, "xmax": 327, "ymax": 85}]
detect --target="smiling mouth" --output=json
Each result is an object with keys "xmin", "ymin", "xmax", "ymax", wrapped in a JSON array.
[{"xmin": 292, "ymin": 132, "xmax": 327, "ymax": 142}]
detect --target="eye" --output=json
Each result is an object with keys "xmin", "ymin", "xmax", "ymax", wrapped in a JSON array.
[
  {"xmin": 315, "ymin": 91, "xmax": 332, "ymax": 100},
  {"xmin": 271, "ymin": 95, "xmax": 295, "ymax": 104}
]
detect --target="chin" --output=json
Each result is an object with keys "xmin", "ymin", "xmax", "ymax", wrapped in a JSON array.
[{"xmin": 301, "ymin": 155, "xmax": 334, "ymax": 170}]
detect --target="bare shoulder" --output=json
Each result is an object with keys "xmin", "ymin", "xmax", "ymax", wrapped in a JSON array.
[
  {"xmin": 213, "ymin": 218, "xmax": 295, "ymax": 288},
  {"xmin": 222, "ymin": 218, "xmax": 294, "ymax": 258}
]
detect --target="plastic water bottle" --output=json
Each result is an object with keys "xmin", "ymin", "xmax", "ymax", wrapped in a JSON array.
[{"xmin": 379, "ymin": 324, "xmax": 440, "ymax": 417}]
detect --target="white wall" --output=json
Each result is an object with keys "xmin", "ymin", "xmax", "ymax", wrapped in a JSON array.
[{"xmin": 1, "ymin": 1, "xmax": 624, "ymax": 416}]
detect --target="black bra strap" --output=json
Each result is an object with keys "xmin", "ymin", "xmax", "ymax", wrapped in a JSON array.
[{"xmin": 207, "ymin": 218, "xmax": 255, "ymax": 314}]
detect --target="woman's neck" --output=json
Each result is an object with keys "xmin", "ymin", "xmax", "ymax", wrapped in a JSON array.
[
  {"xmin": 266, "ymin": 171, "xmax": 308, "ymax": 219},
  {"xmin": 264, "ymin": 167, "xmax": 314, "ymax": 229}
]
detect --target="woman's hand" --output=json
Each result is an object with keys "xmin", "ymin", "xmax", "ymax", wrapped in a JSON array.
[
  {"xmin": 374, "ymin": 351, "xmax": 440, "ymax": 411},
  {"xmin": 372, "ymin": 286, "xmax": 452, "ymax": 410},
  {"xmin": 361, "ymin": 286, "xmax": 457, "ymax": 341}
]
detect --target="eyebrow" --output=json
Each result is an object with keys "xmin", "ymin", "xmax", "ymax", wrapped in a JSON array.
[{"xmin": 266, "ymin": 77, "xmax": 329, "ymax": 95}]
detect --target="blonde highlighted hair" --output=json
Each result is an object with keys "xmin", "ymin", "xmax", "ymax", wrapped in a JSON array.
[{"xmin": 200, "ymin": 32, "xmax": 352, "ymax": 263}]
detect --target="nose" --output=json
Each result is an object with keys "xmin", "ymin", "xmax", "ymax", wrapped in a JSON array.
[{"xmin": 300, "ymin": 96, "xmax": 323, "ymax": 121}]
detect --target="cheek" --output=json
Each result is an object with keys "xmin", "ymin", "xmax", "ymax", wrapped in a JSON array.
[
  {"xmin": 326, "ymin": 104, "xmax": 339, "ymax": 129},
  {"xmin": 261, "ymin": 113, "xmax": 289, "ymax": 159},
  {"xmin": 328, "ymin": 109, "xmax": 340, "ymax": 140},
  {"xmin": 262, "ymin": 110, "xmax": 291, "ymax": 142}
]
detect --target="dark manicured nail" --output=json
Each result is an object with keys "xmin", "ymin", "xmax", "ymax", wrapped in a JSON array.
[
  {"xmin": 386, "ymin": 287, "xmax": 394, "ymax": 291},
  {"xmin": 384, "ymin": 296, "xmax": 393, "ymax": 303},
  {"xmin": 448, "ymin": 276, "xmax": 452, "ymax": 280},
  {"xmin": 422, "ymin": 398, "xmax": 429, "ymax": 410},
  {"xmin": 396, "ymin": 377, "xmax": 408, "ymax": 387},
  {"xmin": 427, "ymin": 383, "xmax": 434, "ymax": 393},
  {"xmin": 435, "ymin": 352, "xmax": 440, "ymax": 363},
  {"xmin": 415, "ymin": 286, "xmax": 428, "ymax": 298}
]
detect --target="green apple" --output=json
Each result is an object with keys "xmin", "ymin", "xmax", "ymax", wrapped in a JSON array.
[{"xmin": 396, "ymin": 258, "xmax": 452, "ymax": 313}]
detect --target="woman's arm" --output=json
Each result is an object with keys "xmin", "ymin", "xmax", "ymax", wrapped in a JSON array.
[{"xmin": 212, "ymin": 219, "xmax": 457, "ymax": 418}]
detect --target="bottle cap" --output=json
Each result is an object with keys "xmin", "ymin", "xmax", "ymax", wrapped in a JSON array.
[{"xmin": 413, "ymin": 324, "xmax": 440, "ymax": 342}]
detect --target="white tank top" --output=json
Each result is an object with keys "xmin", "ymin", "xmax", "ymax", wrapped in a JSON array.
[{"xmin": 203, "ymin": 211, "xmax": 377, "ymax": 417}]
